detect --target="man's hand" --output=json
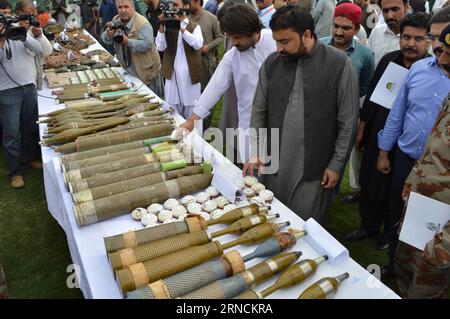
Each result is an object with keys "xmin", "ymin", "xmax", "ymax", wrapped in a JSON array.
[
  {"xmin": 201, "ymin": 45, "xmax": 210, "ymax": 54},
  {"xmin": 402, "ymin": 183, "xmax": 411, "ymax": 202},
  {"xmin": 377, "ymin": 150, "xmax": 391, "ymax": 174},
  {"xmin": 105, "ymin": 23, "xmax": 115, "ymax": 39},
  {"xmin": 355, "ymin": 121, "xmax": 366, "ymax": 151},
  {"xmin": 321, "ymin": 168, "xmax": 340, "ymax": 188},
  {"xmin": 31, "ymin": 26, "xmax": 42, "ymax": 38},
  {"xmin": 243, "ymin": 157, "xmax": 263, "ymax": 177}
]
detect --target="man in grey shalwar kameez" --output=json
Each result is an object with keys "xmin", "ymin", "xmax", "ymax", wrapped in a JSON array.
[{"xmin": 244, "ymin": 5, "xmax": 359, "ymax": 225}]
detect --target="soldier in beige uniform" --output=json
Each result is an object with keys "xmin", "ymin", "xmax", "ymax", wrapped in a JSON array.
[
  {"xmin": 395, "ymin": 26, "xmax": 450, "ymax": 298},
  {"xmin": 0, "ymin": 261, "xmax": 7, "ymax": 299}
]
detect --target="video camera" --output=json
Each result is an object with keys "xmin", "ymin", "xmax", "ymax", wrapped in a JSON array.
[
  {"xmin": 17, "ymin": 13, "xmax": 41, "ymax": 28},
  {"xmin": 0, "ymin": 14, "xmax": 28, "ymax": 41},
  {"xmin": 110, "ymin": 20, "xmax": 127, "ymax": 43},
  {"xmin": 160, "ymin": 0, "xmax": 191, "ymax": 32}
]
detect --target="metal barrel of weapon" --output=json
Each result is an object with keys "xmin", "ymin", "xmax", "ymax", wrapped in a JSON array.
[
  {"xmin": 72, "ymin": 166, "xmax": 204, "ymax": 204},
  {"xmin": 74, "ymin": 173, "xmax": 213, "ymax": 226}
]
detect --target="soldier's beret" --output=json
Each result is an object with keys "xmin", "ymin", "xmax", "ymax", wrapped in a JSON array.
[{"xmin": 439, "ymin": 24, "xmax": 450, "ymax": 47}]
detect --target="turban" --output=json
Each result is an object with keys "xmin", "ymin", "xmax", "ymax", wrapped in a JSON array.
[{"xmin": 334, "ymin": 3, "xmax": 362, "ymax": 27}]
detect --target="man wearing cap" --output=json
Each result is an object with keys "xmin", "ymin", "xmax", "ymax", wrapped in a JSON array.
[
  {"xmin": 394, "ymin": 24, "xmax": 450, "ymax": 298},
  {"xmin": 377, "ymin": 7, "xmax": 450, "ymax": 278},
  {"xmin": 346, "ymin": 13, "xmax": 431, "ymax": 249},
  {"xmin": 320, "ymin": 2, "xmax": 375, "ymax": 98}
]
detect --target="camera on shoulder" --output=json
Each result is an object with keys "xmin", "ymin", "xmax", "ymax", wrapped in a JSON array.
[
  {"xmin": 159, "ymin": 0, "xmax": 191, "ymax": 31},
  {"xmin": 0, "ymin": 13, "xmax": 28, "ymax": 41}
]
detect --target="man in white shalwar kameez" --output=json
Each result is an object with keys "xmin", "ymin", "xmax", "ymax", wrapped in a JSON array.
[
  {"xmin": 180, "ymin": 4, "xmax": 276, "ymax": 163},
  {"xmin": 156, "ymin": 0, "xmax": 204, "ymax": 119}
]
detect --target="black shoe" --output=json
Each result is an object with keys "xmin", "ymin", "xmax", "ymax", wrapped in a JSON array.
[
  {"xmin": 376, "ymin": 236, "xmax": 390, "ymax": 251},
  {"xmin": 346, "ymin": 229, "xmax": 377, "ymax": 241},
  {"xmin": 381, "ymin": 265, "xmax": 396, "ymax": 280},
  {"xmin": 341, "ymin": 191, "xmax": 361, "ymax": 204}
]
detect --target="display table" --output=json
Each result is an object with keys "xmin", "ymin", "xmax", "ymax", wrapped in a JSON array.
[{"xmin": 37, "ymin": 37, "xmax": 400, "ymax": 299}]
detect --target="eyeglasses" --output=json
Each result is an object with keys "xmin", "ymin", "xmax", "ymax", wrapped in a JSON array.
[
  {"xmin": 426, "ymin": 33, "xmax": 440, "ymax": 43},
  {"xmin": 400, "ymin": 34, "xmax": 427, "ymax": 43}
]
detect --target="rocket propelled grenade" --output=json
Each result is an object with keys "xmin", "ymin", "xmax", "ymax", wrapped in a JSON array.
[
  {"xmin": 108, "ymin": 214, "xmax": 280, "ymax": 270},
  {"xmin": 115, "ymin": 221, "xmax": 290, "ymax": 295},
  {"xmin": 298, "ymin": 272, "xmax": 349, "ymax": 299},
  {"xmin": 126, "ymin": 231, "xmax": 301, "ymax": 299},
  {"xmin": 179, "ymin": 252, "xmax": 302, "ymax": 299}
]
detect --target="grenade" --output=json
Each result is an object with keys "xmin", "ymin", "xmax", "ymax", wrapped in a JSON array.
[
  {"xmin": 234, "ymin": 255, "xmax": 328, "ymax": 299},
  {"xmin": 298, "ymin": 272, "xmax": 349, "ymax": 299},
  {"xmin": 207, "ymin": 204, "xmax": 269, "ymax": 226}
]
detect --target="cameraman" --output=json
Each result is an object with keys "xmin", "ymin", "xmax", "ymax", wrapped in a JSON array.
[
  {"xmin": 101, "ymin": 0, "xmax": 163, "ymax": 97},
  {"xmin": 16, "ymin": 0, "xmax": 51, "ymax": 172},
  {"xmin": 0, "ymin": 2, "xmax": 43, "ymax": 188},
  {"xmin": 156, "ymin": 0, "xmax": 204, "ymax": 119}
]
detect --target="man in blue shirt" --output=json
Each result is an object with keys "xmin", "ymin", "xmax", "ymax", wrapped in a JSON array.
[
  {"xmin": 204, "ymin": 0, "xmax": 223, "ymax": 14},
  {"xmin": 100, "ymin": 0, "xmax": 118, "ymax": 28},
  {"xmin": 377, "ymin": 7, "xmax": 450, "ymax": 278},
  {"xmin": 256, "ymin": 0, "xmax": 275, "ymax": 28}
]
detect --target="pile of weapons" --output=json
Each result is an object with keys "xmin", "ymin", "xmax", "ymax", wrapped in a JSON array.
[
  {"xmin": 57, "ymin": 128, "xmax": 215, "ymax": 227},
  {"xmin": 45, "ymin": 66, "xmax": 122, "ymax": 88},
  {"xmin": 39, "ymin": 93, "xmax": 174, "ymax": 148},
  {"xmin": 43, "ymin": 47, "xmax": 95, "ymax": 70},
  {"xmin": 102, "ymin": 204, "xmax": 349, "ymax": 299}
]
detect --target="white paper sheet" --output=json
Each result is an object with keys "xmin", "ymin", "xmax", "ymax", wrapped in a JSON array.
[
  {"xmin": 303, "ymin": 218, "xmax": 349, "ymax": 266},
  {"xmin": 370, "ymin": 62, "xmax": 409, "ymax": 110},
  {"xmin": 399, "ymin": 192, "xmax": 450, "ymax": 251}
]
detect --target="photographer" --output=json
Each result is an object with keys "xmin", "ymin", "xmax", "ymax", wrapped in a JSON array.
[
  {"xmin": 0, "ymin": 2, "xmax": 43, "ymax": 188},
  {"xmin": 156, "ymin": 0, "xmax": 204, "ymax": 119},
  {"xmin": 101, "ymin": 0, "xmax": 163, "ymax": 97},
  {"xmin": 15, "ymin": 0, "xmax": 52, "ymax": 171}
]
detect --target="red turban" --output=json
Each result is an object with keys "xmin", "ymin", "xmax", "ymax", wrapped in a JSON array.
[{"xmin": 334, "ymin": 3, "xmax": 362, "ymax": 27}]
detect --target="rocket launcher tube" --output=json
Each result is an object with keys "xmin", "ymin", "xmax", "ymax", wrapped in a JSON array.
[
  {"xmin": 65, "ymin": 153, "xmax": 157, "ymax": 181},
  {"xmin": 74, "ymin": 173, "xmax": 213, "ymax": 226},
  {"xmin": 206, "ymin": 204, "xmax": 269, "ymax": 226},
  {"xmin": 72, "ymin": 166, "xmax": 204, "ymax": 204},
  {"xmin": 109, "ymin": 213, "xmax": 279, "ymax": 270},
  {"xmin": 298, "ymin": 272, "xmax": 349, "ymax": 299},
  {"xmin": 126, "ymin": 231, "xmax": 300, "ymax": 299},
  {"xmin": 179, "ymin": 251, "xmax": 302, "ymax": 299},
  {"xmin": 103, "ymin": 215, "xmax": 207, "ymax": 253},
  {"xmin": 68, "ymin": 163, "xmax": 162, "ymax": 193}
]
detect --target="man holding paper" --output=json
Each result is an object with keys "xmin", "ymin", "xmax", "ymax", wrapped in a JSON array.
[
  {"xmin": 395, "ymin": 29, "xmax": 450, "ymax": 295},
  {"xmin": 346, "ymin": 13, "xmax": 431, "ymax": 248},
  {"xmin": 377, "ymin": 7, "xmax": 450, "ymax": 278}
]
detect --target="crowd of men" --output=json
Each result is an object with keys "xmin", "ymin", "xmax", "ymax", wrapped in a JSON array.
[{"xmin": 0, "ymin": 0, "xmax": 449, "ymax": 299}]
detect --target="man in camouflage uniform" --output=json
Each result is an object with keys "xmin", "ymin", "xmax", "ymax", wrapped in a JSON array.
[
  {"xmin": 0, "ymin": 261, "xmax": 7, "ymax": 299},
  {"xmin": 395, "ymin": 25, "xmax": 450, "ymax": 298}
]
